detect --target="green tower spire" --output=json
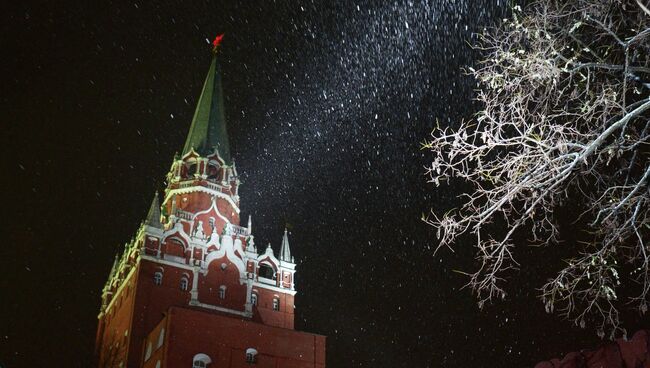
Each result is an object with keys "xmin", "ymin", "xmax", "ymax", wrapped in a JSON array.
[{"xmin": 182, "ymin": 37, "xmax": 231, "ymax": 163}]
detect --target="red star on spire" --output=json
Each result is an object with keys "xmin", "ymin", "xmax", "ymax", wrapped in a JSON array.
[{"xmin": 212, "ymin": 34, "xmax": 224, "ymax": 49}]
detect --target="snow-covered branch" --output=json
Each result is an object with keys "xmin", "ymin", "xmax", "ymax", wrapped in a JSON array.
[{"xmin": 424, "ymin": 0, "xmax": 650, "ymax": 338}]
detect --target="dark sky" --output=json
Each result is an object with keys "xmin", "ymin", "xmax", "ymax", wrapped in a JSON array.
[{"xmin": 2, "ymin": 1, "xmax": 648, "ymax": 367}]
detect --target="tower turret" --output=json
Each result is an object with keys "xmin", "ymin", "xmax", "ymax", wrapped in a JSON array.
[
  {"xmin": 94, "ymin": 35, "xmax": 324, "ymax": 368},
  {"xmin": 162, "ymin": 36, "xmax": 241, "ymax": 234},
  {"xmin": 280, "ymin": 227, "xmax": 292, "ymax": 262}
]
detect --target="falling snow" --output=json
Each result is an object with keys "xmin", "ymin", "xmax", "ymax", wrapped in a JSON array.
[{"xmin": 4, "ymin": 1, "xmax": 639, "ymax": 367}]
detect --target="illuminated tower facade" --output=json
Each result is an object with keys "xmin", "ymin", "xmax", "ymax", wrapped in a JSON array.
[{"xmin": 94, "ymin": 37, "xmax": 326, "ymax": 368}]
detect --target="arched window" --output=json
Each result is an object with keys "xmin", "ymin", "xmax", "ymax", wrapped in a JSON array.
[
  {"xmin": 251, "ymin": 293, "xmax": 258, "ymax": 306},
  {"xmin": 180, "ymin": 277, "xmax": 189, "ymax": 291},
  {"xmin": 258, "ymin": 264, "xmax": 275, "ymax": 280},
  {"xmin": 192, "ymin": 353, "xmax": 212, "ymax": 368},
  {"xmin": 219, "ymin": 285, "xmax": 226, "ymax": 299},
  {"xmin": 246, "ymin": 348, "xmax": 258, "ymax": 363},
  {"xmin": 187, "ymin": 162, "xmax": 197, "ymax": 177},
  {"xmin": 272, "ymin": 298, "xmax": 280, "ymax": 311},
  {"xmin": 153, "ymin": 272, "xmax": 163, "ymax": 286},
  {"xmin": 207, "ymin": 164, "xmax": 220, "ymax": 180},
  {"xmin": 155, "ymin": 361, "xmax": 161, "ymax": 368},
  {"xmin": 166, "ymin": 238, "xmax": 186, "ymax": 258}
]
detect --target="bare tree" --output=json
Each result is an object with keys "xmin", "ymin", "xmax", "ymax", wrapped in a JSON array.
[{"xmin": 423, "ymin": 0, "xmax": 650, "ymax": 338}]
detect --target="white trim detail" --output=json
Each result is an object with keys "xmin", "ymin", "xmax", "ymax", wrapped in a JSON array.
[
  {"xmin": 188, "ymin": 299, "xmax": 252, "ymax": 318},
  {"xmin": 252, "ymin": 281, "xmax": 298, "ymax": 296},
  {"xmin": 160, "ymin": 222, "xmax": 192, "ymax": 250},
  {"xmin": 144, "ymin": 342, "xmax": 152, "ymax": 361},
  {"xmin": 191, "ymin": 198, "xmax": 233, "ymax": 236},
  {"xmin": 163, "ymin": 186, "xmax": 240, "ymax": 214},
  {"xmin": 204, "ymin": 236, "xmax": 247, "ymax": 280},
  {"xmin": 157, "ymin": 328, "xmax": 165, "ymax": 348},
  {"xmin": 192, "ymin": 353, "xmax": 212, "ymax": 366}
]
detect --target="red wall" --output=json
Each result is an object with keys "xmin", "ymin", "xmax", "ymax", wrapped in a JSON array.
[
  {"xmin": 96, "ymin": 269, "xmax": 138, "ymax": 367},
  {"xmin": 197, "ymin": 255, "xmax": 248, "ymax": 310},
  {"xmin": 141, "ymin": 318, "xmax": 167, "ymax": 368},
  {"xmin": 98, "ymin": 255, "xmax": 302, "ymax": 366},
  {"xmin": 126, "ymin": 260, "xmax": 195, "ymax": 367},
  {"xmin": 98, "ymin": 255, "xmax": 304, "ymax": 368},
  {"xmin": 535, "ymin": 330, "xmax": 650, "ymax": 368},
  {"xmin": 150, "ymin": 307, "xmax": 325, "ymax": 368},
  {"xmin": 253, "ymin": 287, "xmax": 295, "ymax": 329}
]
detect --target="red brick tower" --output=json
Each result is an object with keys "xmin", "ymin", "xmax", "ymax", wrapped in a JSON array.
[{"xmin": 94, "ymin": 37, "xmax": 326, "ymax": 368}]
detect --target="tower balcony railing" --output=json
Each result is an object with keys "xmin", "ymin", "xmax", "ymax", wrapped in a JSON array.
[
  {"xmin": 230, "ymin": 224, "xmax": 249, "ymax": 236},
  {"xmin": 177, "ymin": 180, "xmax": 199, "ymax": 189},
  {"xmin": 205, "ymin": 181, "xmax": 226, "ymax": 192},
  {"xmin": 175, "ymin": 209, "xmax": 194, "ymax": 221},
  {"xmin": 174, "ymin": 179, "xmax": 232, "ymax": 196}
]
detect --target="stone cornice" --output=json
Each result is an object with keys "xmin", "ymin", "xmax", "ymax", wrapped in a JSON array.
[{"xmin": 252, "ymin": 281, "xmax": 298, "ymax": 296}]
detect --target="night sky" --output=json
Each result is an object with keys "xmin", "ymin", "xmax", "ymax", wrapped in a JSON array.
[{"xmin": 3, "ymin": 1, "xmax": 648, "ymax": 367}]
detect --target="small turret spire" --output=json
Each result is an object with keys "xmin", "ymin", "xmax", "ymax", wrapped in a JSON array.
[
  {"xmin": 265, "ymin": 243, "xmax": 275, "ymax": 257},
  {"xmin": 280, "ymin": 227, "xmax": 292, "ymax": 263},
  {"xmin": 247, "ymin": 215, "xmax": 252, "ymax": 233},
  {"xmin": 144, "ymin": 192, "xmax": 162, "ymax": 228}
]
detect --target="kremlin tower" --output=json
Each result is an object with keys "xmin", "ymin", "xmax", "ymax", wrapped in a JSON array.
[{"xmin": 94, "ymin": 36, "xmax": 326, "ymax": 368}]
